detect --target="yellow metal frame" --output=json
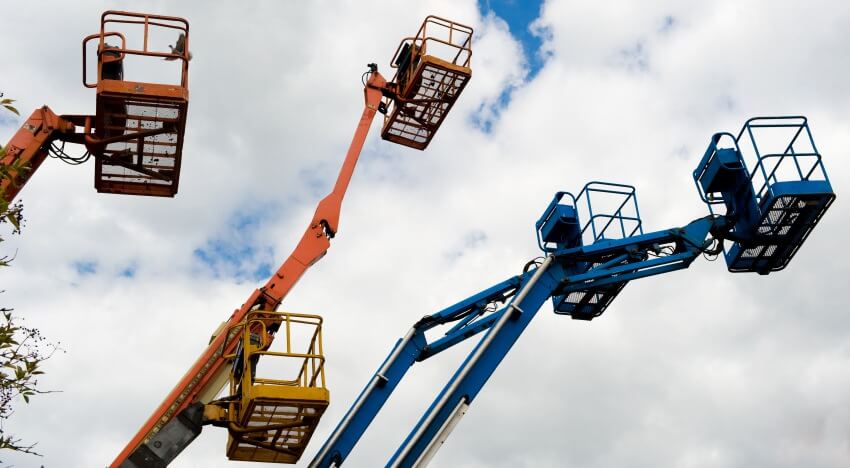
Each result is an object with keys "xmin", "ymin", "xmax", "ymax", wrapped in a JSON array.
[{"xmin": 220, "ymin": 310, "xmax": 329, "ymax": 463}]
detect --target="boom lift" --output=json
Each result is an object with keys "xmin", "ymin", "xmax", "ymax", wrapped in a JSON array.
[
  {"xmin": 310, "ymin": 116, "xmax": 835, "ymax": 467},
  {"xmin": 113, "ymin": 16, "xmax": 473, "ymax": 468},
  {"xmin": 1, "ymin": 11, "xmax": 190, "ymax": 201}
]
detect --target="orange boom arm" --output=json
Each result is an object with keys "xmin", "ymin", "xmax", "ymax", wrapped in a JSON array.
[{"xmin": 112, "ymin": 71, "xmax": 388, "ymax": 468}]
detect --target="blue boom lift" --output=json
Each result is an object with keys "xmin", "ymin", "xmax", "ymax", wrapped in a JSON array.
[{"xmin": 309, "ymin": 116, "xmax": 835, "ymax": 467}]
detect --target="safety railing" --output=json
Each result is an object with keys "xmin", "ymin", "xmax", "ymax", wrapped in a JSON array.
[
  {"xmin": 224, "ymin": 311, "xmax": 326, "ymax": 398},
  {"xmin": 388, "ymin": 15, "xmax": 473, "ymax": 94},
  {"xmin": 536, "ymin": 182, "xmax": 643, "ymax": 252},
  {"xmin": 83, "ymin": 10, "xmax": 189, "ymax": 88},
  {"xmin": 576, "ymin": 182, "xmax": 643, "ymax": 244},
  {"xmin": 737, "ymin": 116, "xmax": 831, "ymax": 205}
]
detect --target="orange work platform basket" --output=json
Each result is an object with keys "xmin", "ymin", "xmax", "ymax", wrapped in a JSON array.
[
  {"xmin": 83, "ymin": 11, "xmax": 190, "ymax": 197},
  {"xmin": 381, "ymin": 16, "xmax": 473, "ymax": 150}
]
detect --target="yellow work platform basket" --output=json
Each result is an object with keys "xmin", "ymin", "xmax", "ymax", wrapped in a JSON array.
[{"xmin": 221, "ymin": 311, "xmax": 328, "ymax": 463}]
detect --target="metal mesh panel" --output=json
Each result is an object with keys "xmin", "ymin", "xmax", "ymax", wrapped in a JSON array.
[
  {"xmin": 228, "ymin": 399, "xmax": 325, "ymax": 463},
  {"xmin": 741, "ymin": 245, "xmax": 763, "ymax": 259},
  {"xmin": 728, "ymin": 191, "xmax": 833, "ymax": 272},
  {"xmin": 555, "ymin": 279, "xmax": 626, "ymax": 320},
  {"xmin": 100, "ymin": 99, "xmax": 180, "ymax": 184},
  {"xmin": 224, "ymin": 312, "xmax": 327, "ymax": 463},
  {"xmin": 382, "ymin": 60, "xmax": 470, "ymax": 149},
  {"xmin": 95, "ymin": 94, "xmax": 185, "ymax": 196}
]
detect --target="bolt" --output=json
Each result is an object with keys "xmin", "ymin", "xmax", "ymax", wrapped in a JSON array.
[{"xmin": 153, "ymin": 441, "xmax": 162, "ymax": 448}]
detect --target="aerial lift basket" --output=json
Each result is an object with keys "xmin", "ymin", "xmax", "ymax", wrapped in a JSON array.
[
  {"xmin": 82, "ymin": 11, "xmax": 190, "ymax": 197},
  {"xmin": 536, "ymin": 182, "xmax": 644, "ymax": 320},
  {"xmin": 381, "ymin": 16, "xmax": 472, "ymax": 150},
  {"xmin": 222, "ymin": 311, "xmax": 328, "ymax": 463},
  {"xmin": 694, "ymin": 117, "xmax": 835, "ymax": 273}
]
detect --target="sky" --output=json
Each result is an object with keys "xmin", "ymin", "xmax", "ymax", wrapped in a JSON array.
[{"xmin": 1, "ymin": 1, "xmax": 850, "ymax": 467}]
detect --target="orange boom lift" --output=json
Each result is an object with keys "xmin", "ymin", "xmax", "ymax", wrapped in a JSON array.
[
  {"xmin": 113, "ymin": 16, "xmax": 472, "ymax": 467},
  {"xmin": 1, "ymin": 11, "xmax": 190, "ymax": 201}
]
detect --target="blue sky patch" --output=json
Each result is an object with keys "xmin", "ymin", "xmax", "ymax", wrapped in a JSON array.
[
  {"xmin": 298, "ymin": 161, "xmax": 337, "ymax": 199},
  {"xmin": 659, "ymin": 15, "xmax": 677, "ymax": 34},
  {"xmin": 445, "ymin": 230, "xmax": 489, "ymax": 261},
  {"xmin": 73, "ymin": 260, "xmax": 98, "ymax": 276},
  {"xmin": 192, "ymin": 205, "xmax": 278, "ymax": 282},
  {"xmin": 0, "ymin": 112, "xmax": 19, "ymax": 128},
  {"xmin": 480, "ymin": 0, "xmax": 547, "ymax": 78},
  {"xmin": 617, "ymin": 41, "xmax": 650, "ymax": 72},
  {"xmin": 472, "ymin": 0, "xmax": 546, "ymax": 133},
  {"xmin": 119, "ymin": 262, "xmax": 138, "ymax": 278}
]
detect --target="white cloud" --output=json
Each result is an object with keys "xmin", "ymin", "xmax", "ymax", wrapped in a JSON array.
[{"xmin": 1, "ymin": 1, "xmax": 849, "ymax": 467}]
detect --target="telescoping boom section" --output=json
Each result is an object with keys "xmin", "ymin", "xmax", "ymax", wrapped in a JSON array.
[
  {"xmin": 0, "ymin": 11, "xmax": 190, "ymax": 203},
  {"xmin": 113, "ymin": 16, "xmax": 473, "ymax": 468},
  {"xmin": 310, "ymin": 116, "xmax": 835, "ymax": 467}
]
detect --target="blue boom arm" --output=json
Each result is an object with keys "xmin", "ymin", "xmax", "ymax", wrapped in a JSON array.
[
  {"xmin": 310, "ymin": 216, "xmax": 726, "ymax": 467},
  {"xmin": 311, "ymin": 116, "xmax": 834, "ymax": 467}
]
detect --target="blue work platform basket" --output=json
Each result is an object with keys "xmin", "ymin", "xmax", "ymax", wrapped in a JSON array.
[
  {"xmin": 536, "ymin": 181, "xmax": 643, "ymax": 253},
  {"xmin": 536, "ymin": 182, "xmax": 644, "ymax": 319},
  {"xmin": 693, "ymin": 116, "xmax": 835, "ymax": 274}
]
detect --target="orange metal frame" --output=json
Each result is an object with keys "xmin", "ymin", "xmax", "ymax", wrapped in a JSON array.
[
  {"xmin": 379, "ymin": 16, "xmax": 473, "ymax": 150},
  {"xmin": 0, "ymin": 107, "xmax": 75, "ymax": 202},
  {"xmin": 110, "ymin": 71, "xmax": 388, "ymax": 467},
  {"xmin": 84, "ymin": 11, "xmax": 190, "ymax": 197},
  {"xmin": 1, "ymin": 10, "xmax": 191, "ymax": 202},
  {"xmin": 387, "ymin": 15, "xmax": 472, "ymax": 93},
  {"xmin": 83, "ymin": 11, "xmax": 190, "ymax": 89}
]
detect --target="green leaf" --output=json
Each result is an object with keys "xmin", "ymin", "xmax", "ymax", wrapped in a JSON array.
[
  {"xmin": 5, "ymin": 212, "xmax": 20, "ymax": 230},
  {"xmin": 0, "ymin": 99, "xmax": 19, "ymax": 116}
]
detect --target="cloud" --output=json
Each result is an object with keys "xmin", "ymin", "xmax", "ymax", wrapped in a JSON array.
[{"xmin": 1, "ymin": 1, "xmax": 849, "ymax": 467}]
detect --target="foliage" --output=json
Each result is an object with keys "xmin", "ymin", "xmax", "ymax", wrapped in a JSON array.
[
  {"xmin": 0, "ymin": 93, "xmax": 55, "ymax": 460},
  {"xmin": 0, "ymin": 92, "xmax": 25, "ymax": 251},
  {"xmin": 0, "ymin": 91, "xmax": 20, "ymax": 161},
  {"xmin": 0, "ymin": 95, "xmax": 18, "ymax": 118},
  {"xmin": 0, "ymin": 197, "xmax": 23, "ymax": 268},
  {"xmin": 0, "ymin": 91, "xmax": 25, "ymax": 265},
  {"xmin": 0, "ymin": 306, "xmax": 58, "ymax": 456}
]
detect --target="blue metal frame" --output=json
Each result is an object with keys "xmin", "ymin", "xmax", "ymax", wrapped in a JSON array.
[
  {"xmin": 310, "ymin": 215, "xmax": 725, "ymax": 467},
  {"xmin": 740, "ymin": 116, "xmax": 831, "ymax": 204},
  {"xmin": 308, "ymin": 116, "xmax": 835, "ymax": 467},
  {"xmin": 536, "ymin": 182, "xmax": 643, "ymax": 253},
  {"xmin": 692, "ymin": 116, "xmax": 835, "ymax": 273},
  {"xmin": 577, "ymin": 181, "xmax": 643, "ymax": 243},
  {"xmin": 535, "ymin": 191, "xmax": 579, "ymax": 252},
  {"xmin": 693, "ymin": 131, "xmax": 747, "ymax": 209},
  {"xmin": 309, "ymin": 276, "xmax": 525, "ymax": 467}
]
